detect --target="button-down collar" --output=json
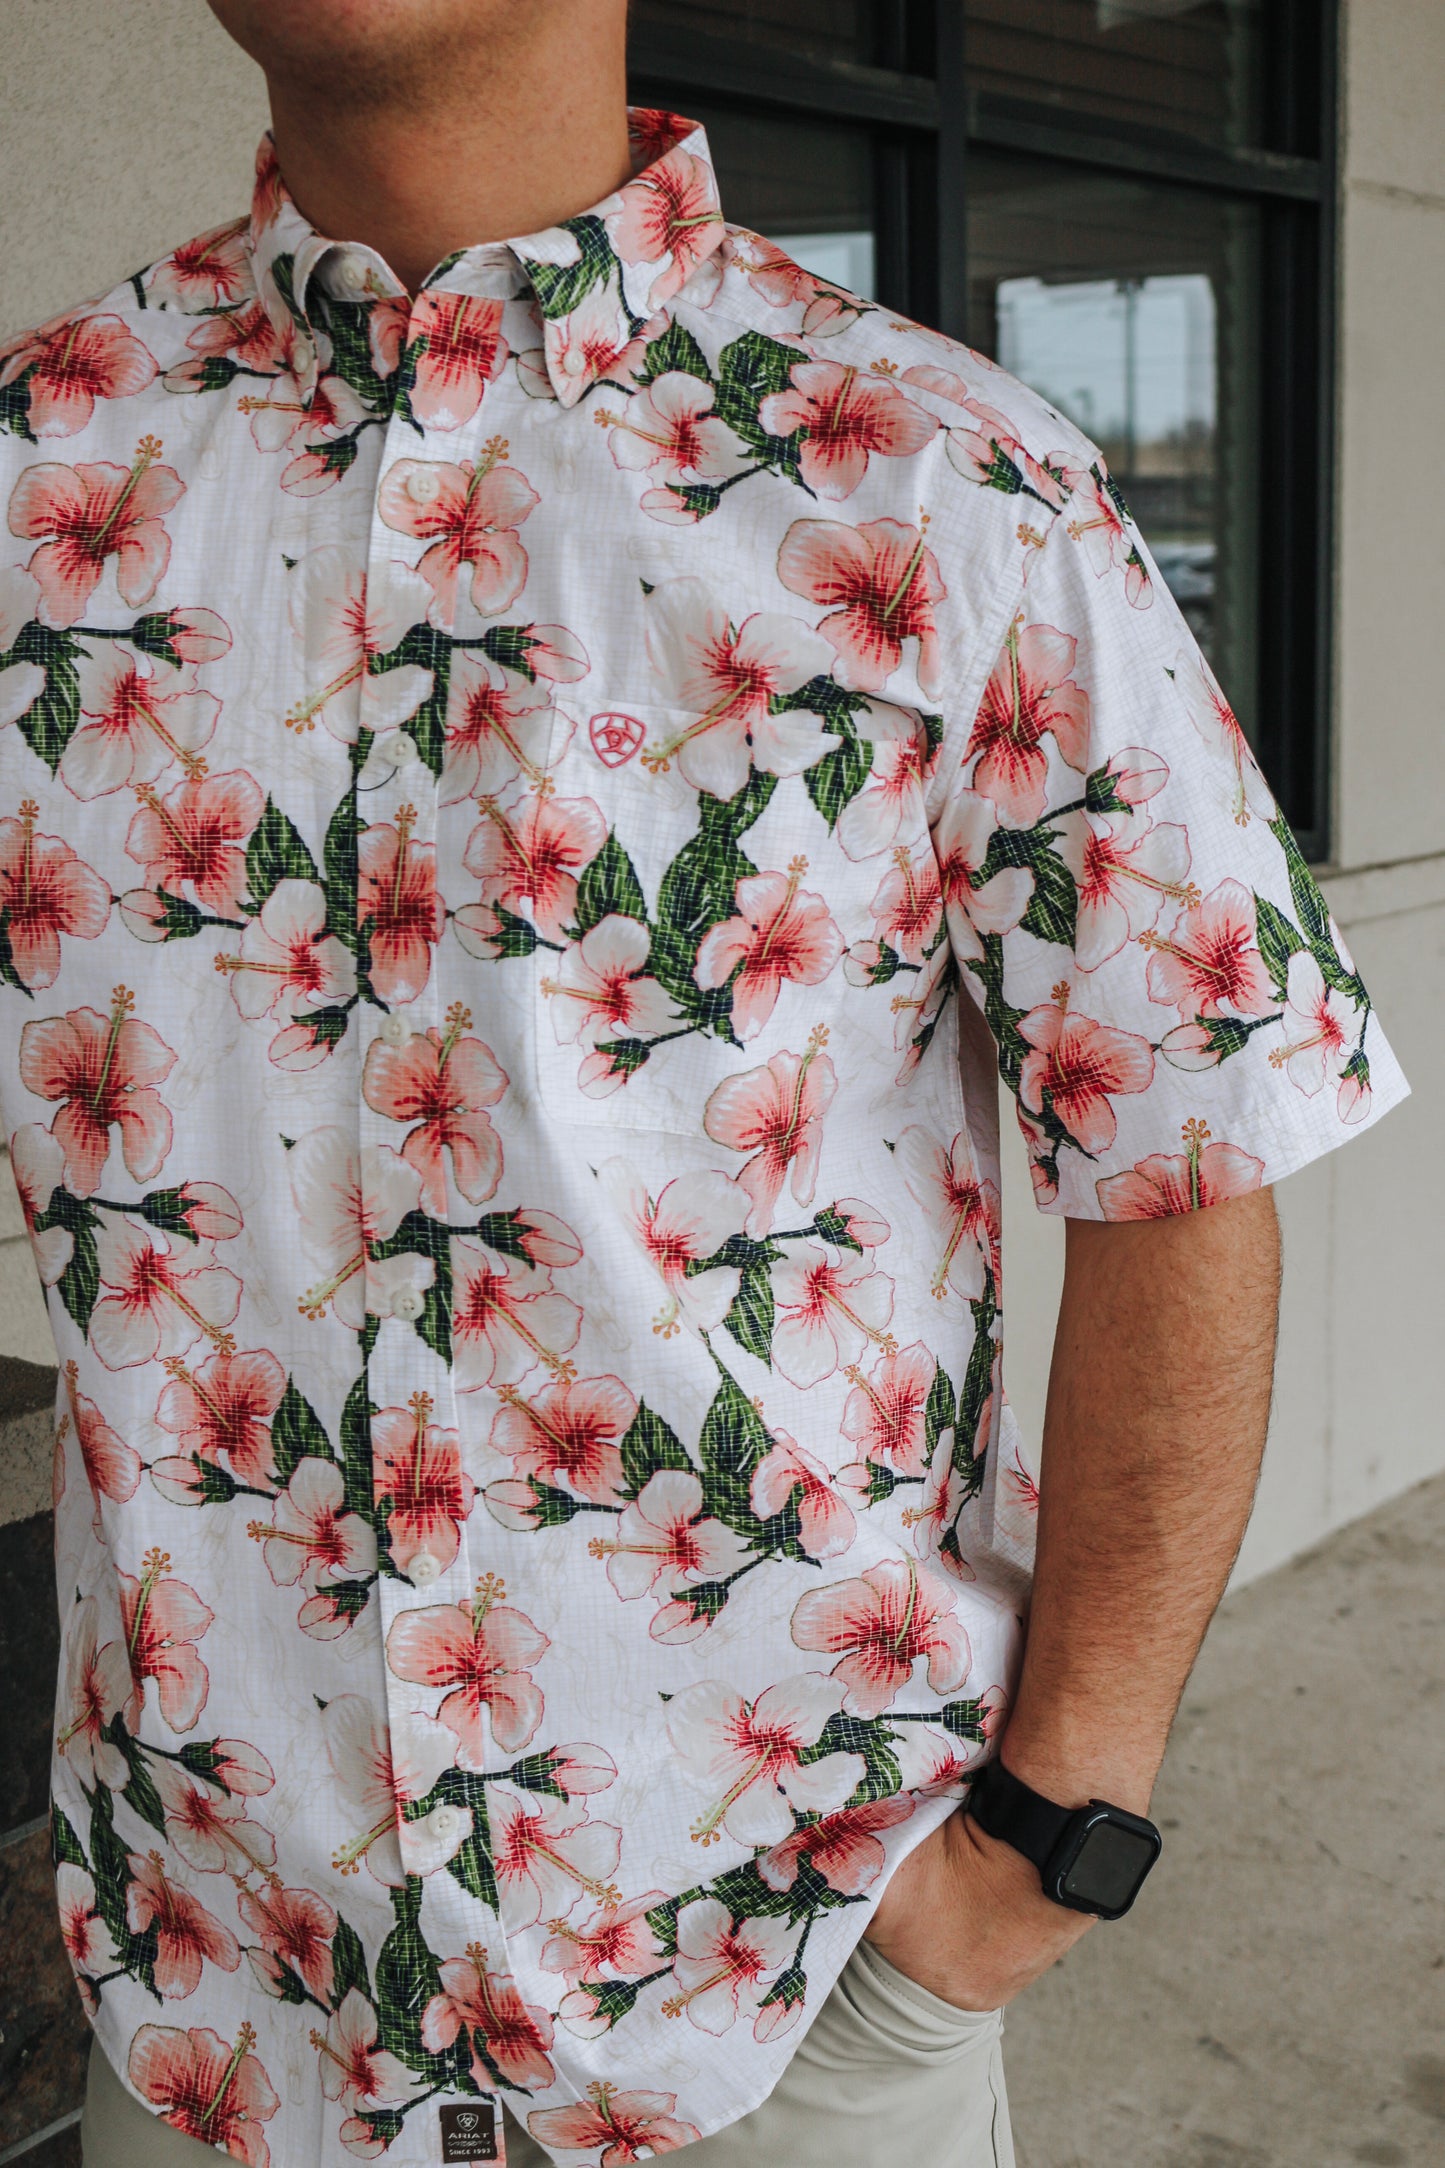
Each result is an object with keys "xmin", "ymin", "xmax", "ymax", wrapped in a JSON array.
[{"xmin": 247, "ymin": 107, "xmax": 727, "ymax": 411}]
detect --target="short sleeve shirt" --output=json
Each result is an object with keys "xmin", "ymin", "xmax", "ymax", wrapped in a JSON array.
[{"xmin": 0, "ymin": 110, "xmax": 1407, "ymax": 2166}]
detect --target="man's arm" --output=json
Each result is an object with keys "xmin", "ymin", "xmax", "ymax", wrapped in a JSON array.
[{"xmin": 864, "ymin": 1186, "xmax": 1281, "ymax": 2008}]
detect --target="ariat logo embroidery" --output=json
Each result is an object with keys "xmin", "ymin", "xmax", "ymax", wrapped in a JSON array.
[{"xmin": 439, "ymin": 2101, "xmax": 499, "ymax": 2161}]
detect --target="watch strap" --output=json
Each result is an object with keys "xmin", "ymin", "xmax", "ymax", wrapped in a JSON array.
[{"xmin": 966, "ymin": 1755, "xmax": 1075, "ymax": 1872}]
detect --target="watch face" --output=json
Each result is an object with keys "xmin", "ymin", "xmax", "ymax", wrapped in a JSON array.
[{"xmin": 1058, "ymin": 1815, "xmax": 1160, "ymax": 1915}]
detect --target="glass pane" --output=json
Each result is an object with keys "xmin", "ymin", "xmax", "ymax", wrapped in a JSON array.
[
  {"xmin": 656, "ymin": 97, "xmax": 878, "ymax": 297},
  {"xmin": 963, "ymin": 0, "xmax": 1264, "ymax": 151},
  {"xmin": 631, "ymin": 0, "xmax": 878, "ymax": 65},
  {"xmin": 966, "ymin": 152, "xmax": 1261, "ymax": 737}
]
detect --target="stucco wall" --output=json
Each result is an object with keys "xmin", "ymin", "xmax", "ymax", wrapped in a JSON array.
[{"xmin": 0, "ymin": 0, "xmax": 1440, "ymax": 1574}]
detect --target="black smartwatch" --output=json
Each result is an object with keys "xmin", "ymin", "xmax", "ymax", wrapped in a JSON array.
[{"xmin": 966, "ymin": 1757, "xmax": 1162, "ymax": 1919}]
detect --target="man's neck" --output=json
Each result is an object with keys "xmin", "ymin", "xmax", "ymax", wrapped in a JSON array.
[{"xmin": 264, "ymin": 10, "xmax": 633, "ymax": 293}]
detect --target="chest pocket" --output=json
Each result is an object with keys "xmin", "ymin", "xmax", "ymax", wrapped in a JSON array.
[{"xmin": 512, "ymin": 694, "xmax": 913, "ymax": 1142}]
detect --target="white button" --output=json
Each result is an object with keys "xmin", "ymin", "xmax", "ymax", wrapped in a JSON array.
[
  {"xmin": 391, "ymin": 1287, "xmax": 425, "ymax": 1323},
  {"xmin": 391, "ymin": 731, "xmax": 420, "ymax": 767},
  {"xmin": 405, "ymin": 468, "xmax": 441, "ymax": 505},
  {"xmin": 562, "ymin": 346, "xmax": 587, "ymax": 376},
  {"xmin": 378, "ymin": 1013, "xmax": 409, "ymax": 1048},
  {"xmin": 428, "ymin": 1803, "xmax": 462, "ymax": 1840},
  {"xmin": 336, "ymin": 254, "xmax": 371, "ymax": 298},
  {"xmin": 409, "ymin": 1549, "xmax": 442, "ymax": 1587}
]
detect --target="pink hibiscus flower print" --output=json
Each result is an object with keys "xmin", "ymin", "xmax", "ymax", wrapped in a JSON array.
[
  {"xmin": 610, "ymin": 143, "xmax": 724, "ymax": 307},
  {"xmin": 703, "ymin": 1033, "xmax": 837, "ymax": 1238},
  {"xmin": 666, "ymin": 1671, "xmax": 864, "ymax": 1847},
  {"xmin": 1, "ymin": 310, "xmax": 157, "ymax": 437},
  {"xmin": 423, "ymin": 1946, "xmax": 557, "ymax": 2092},
  {"xmin": 9, "ymin": 440, "xmax": 184, "ymax": 628},
  {"xmin": 314, "ymin": 1988, "xmax": 414, "ymax": 2122},
  {"xmin": 119, "ymin": 1549, "xmax": 214, "ymax": 1732},
  {"xmin": 251, "ymin": 1456, "xmax": 377, "ymax": 1591},
  {"xmin": 1058, "ymin": 809, "xmax": 1197, "ymax": 971},
  {"xmin": 236, "ymin": 1882, "xmax": 338, "ymax": 2007},
  {"xmin": 1097, "ymin": 1116, "xmax": 1265, "ymax": 1219},
  {"xmin": 769, "ymin": 1242, "xmax": 896, "ymax": 1389},
  {"xmin": 489, "ymin": 1373, "xmax": 636, "ymax": 1506},
  {"xmin": 168, "ymin": 299, "xmax": 288, "ymax": 385},
  {"xmin": 441, "ymin": 651, "xmax": 564, "ymax": 804},
  {"xmin": 406, "ymin": 290, "xmax": 509, "ymax": 430},
  {"xmin": 1141, "ymin": 876, "xmax": 1277, "ymax": 1020},
  {"xmin": 245, "ymin": 367, "xmax": 364, "ymax": 493},
  {"xmin": 149, "ymin": 1758, "xmax": 276, "ymax": 1881},
  {"xmin": 218, "ymin": 877, "xmax": 357, "ymax": 1031},
  {"xmin": 834, "ymin": 705, "xmax": 935, "ymax": 862},
  {"xmin": 695, "ymin": 861, "xmax": 844, "ymax": 1041},
  {"xmin": 777, "ymin": 515, "xmax": 946, "ymax": 697},
  {"xmin": 284, "ymin": 545, "xmax": 433, "ymax": 743},
  {"xmin": 125, "ymin": 769, "xmax": 263, "ymax": 919},
  {"xmin": 759, "ymin": 1793, "xmax": 916, "ymax": 1897},
  {"xmin": 0, "ymin": 800, "xmax": 108, "ymax": 988},
  {"xmin": 323, "ymin": 1695, "xmax": 469, "ymax": 1884},
  {"xmin": 897, "ymin": 1125, "xmax": 999, "ymax": 1302},
  {"xmin": 290, "ymin": 1129, "xmax": 431, "ymax": 1332},
  {"xmin": 1017, "ymin": 996, "xmax": 1155, "ymax": 1157},
  {"xmin": 378, "ymin": 451, "xmax": 539, "ymax": 623},
  {"xmin": 362, "ymin": 1002, "xmax": 507, "ymax": 1216},
  {"xmin": 461, "ymin": 790, "xmax": 606, "ymax": 947},
  {"xmin": 662, "ymin": 1898, "xmax": 798, "ymax": 2036},
  {"xmin": 540, "ymin": 1891, "xmax": 668, "ymax": 1990},
  {"xmin": 146, "ymin": 218, "xmax": 250, "ymax": 307},
  {"xmin": 1172, "ymin": 648, "xmax": 1274, "ymax": 826},
  {"xmin": 64, "ymin": 639, "xmax": 220, "ymax": 799},
  {"xmin": 57, "ymin": 1862, "xmax": 119, "ymax": 1993},
  {"xmin": 966, "ymin": 617, "xmax": 1091, "ymax": 827},
  {"xmin": 63, "ymin": 1362, "xmax": 141, "ymax": 1525},
  {"xmin": 759, "ymin": 360, "xmax": 938, "ymax": 500},
  {"xmin": 601, "ymin": 1161, "xmax": 748, "ymax": 1337},
  {"xmin": 591, "ymin": 1468, "xmax": 752, "ymax": 1639},
  {"xmin": 357, "ymin": 808, "xmax": 444, "ymax": 1008},
  {"xmin": 89, "ymin": 1216, "xmax": 241, "ymax": 1371},
  {"xmin": 866, "ymin": 842, "xmax": 943, "ymax": 965},
  {"xmin": 528, "ymin": 2080, "xmax": 700, "ymax": 2163},
  {"xmin": 605, "ymin": 372, "xmax": 749, "ymax": 494},
  {"xmin": 19, "ymin": 987, "xmax": 174, "ymax": 1196},
  {"xmin": 641, "ymin": 577, "xmax": 834, "ymax": 797},
  {"xmin": 840, "ymin": 1341, "xmax": 937, "ymax": 1480},
  {"xmin": 129, "ymin": 2021, "xmax": 278, "ymax": 2168},
  {"xmin": 541, "ymin": 915, "xmax": 684, "ymax": 1085},
  {"xmin": 9, "ymin": 1122, "xmax": 71, "ymax": 1284},
  {"xmin": 1271, "ymin": 951, "xmax": 1359, "ymax": 1099},
  {"xmin": 371, "ymin": 1392, "xmax": 476, "ymax": 1579},
  {"xmin": 750, "ymin": 1432, "xmax": 856, "ymax": 1560},
  {"xmin": 1064, "ymin": 462, "xmax": 1152, "ymax": 606},
  {"xmin": 933, "ymin": 785, "xmax": 1035, "ymax": 963},
  {"xmin": 487, "ymin": 1784, "xmax": 624, "ymax": 1930},
  {"xmin": 386, "ymin": 1574, "xmax": 548, "ymax": 1763},
  {"xmin": 791, "ymin": 1555, "xmax": 971, "ymax": 1719},
  {"xmin": 126, "ymin": 1848, "xmax": 240, "ymax": 1998},
  {"xmin": 57, "ymin": 1595, "xmax": 131, "ymax": 1790},
  {"xmin": 449, "ymin": 1236, "xmax": 582, "ymax": 1392}
]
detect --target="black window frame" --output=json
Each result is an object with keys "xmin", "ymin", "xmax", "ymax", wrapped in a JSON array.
[{"xmin": 629, "ymin": 0, "xmax": 1337, "ymax": 864}]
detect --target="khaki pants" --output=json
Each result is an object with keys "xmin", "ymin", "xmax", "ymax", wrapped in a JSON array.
[{"xmin": 83, "ymin": 1941, "xmax": 1015, "ymax": 2168}]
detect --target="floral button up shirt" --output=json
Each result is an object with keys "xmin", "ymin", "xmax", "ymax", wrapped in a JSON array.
[{"xmin": 0, "ymin": 108, "xmax": 1407, "ymax": 2166}]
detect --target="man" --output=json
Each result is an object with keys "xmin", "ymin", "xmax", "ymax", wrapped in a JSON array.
[{"xmin": 0, "ymin": 3, "xmax": 1406, "ymax": 2164}]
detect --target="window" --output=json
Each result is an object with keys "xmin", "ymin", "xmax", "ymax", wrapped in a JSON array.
[{"xmin": 628, "ymin": 0, "xmax": 1333, "ymax": 858}]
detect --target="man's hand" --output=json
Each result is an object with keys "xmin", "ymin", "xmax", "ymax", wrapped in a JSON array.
[
  {"xmin": 863, "ymin": 1185, "xmax": 1282, "ymax": 2011},
  {"xmin": 863, "ymin": 1806, "xmax": 1091, "ymax": 2010}
]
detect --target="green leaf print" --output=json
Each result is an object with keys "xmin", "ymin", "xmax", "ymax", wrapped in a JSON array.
[
  {"xmin": 525, "ymin": 216, "xmax": 619, "ymax": 321},
  {"xmin": 619, "ymin": 1401, "xmax": 695, "ymax": 1498},
  {"xmin": 374, "ymin": 1877, "xmax": 449, "ymax": 2072},
  {"xmin": 636, "ymin": 319, "xmax": 713, "ymax": 387},
  {"xmin": 330, "ymin": 1917, "xmax": 372, "ymax": 2007},
  {"xmin": 51, "ymin": 1804, "xmax": 89, "ymax": 1872},
  {"xmin": 246, "ymin": 797, "xmax": 319, "ymax": 912},
  {"xmin": 712, "ymin": 329, "xmax": 803, "ymax": 474},
  {"xmin": 572, "ymin": 830, "xmax": 647, "ymax": 939},
  {"xmin": 923, "ymin": 1360, "xmax": 956, "ymax": 1459},
  {"xmin": 270, "ymin": 1378, "xmax": 335, "ymax": 1486},
  {"xmin": 9, "ymin": 624, "xmax": 81, "ymax": 774},
  {"xmin": 1253, "ymin": 895, "xmax": 1307, "ymax": 1000},
  {"xmin": 977, "ymin": 819, "xmax": 1077, "ymax": 948},
  {"xmin": 650, "ymin": 775, "xmax": 776, "ymax": 1037},
  {"xmin": 721, "ymin": 1258, "xmax": 775, "ymax": 1364}
]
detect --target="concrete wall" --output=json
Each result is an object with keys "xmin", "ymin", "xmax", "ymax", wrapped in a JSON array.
[{"xmin": 0, "ymin": 0, "xmax": 1441, "ymax": 1576}]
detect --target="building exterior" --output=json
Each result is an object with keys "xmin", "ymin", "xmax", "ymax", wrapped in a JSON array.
[{"xmin": 0, "ymin": 0, "xmax": 1439, "ymax": 2153}]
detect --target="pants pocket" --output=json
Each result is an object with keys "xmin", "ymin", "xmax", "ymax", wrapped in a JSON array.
[{"xmin": 844, "ymin": 1936, "xmax": 1005, "ymax": 2061}]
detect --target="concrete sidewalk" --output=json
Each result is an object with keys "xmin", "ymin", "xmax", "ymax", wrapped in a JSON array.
[{"xmin": 1002, "ymin": 1470, "xmax": 1445, "ymax": 2167}]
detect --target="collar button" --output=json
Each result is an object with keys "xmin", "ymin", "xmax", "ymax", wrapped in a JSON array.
[
  {"xmin": 378, "ymin": 1013, "xmax": 410, "ymax": 1049},
  {"xmin": 409, "ymin": 1549, "xmax": 442, "ymax": 1588},
  {"xmin": 405, "ymin": 467, "xmax": 441, "ymax": 504},
  {"xmin": 562, "ymin": 346, "xmax": 587, "ymax": 377}
]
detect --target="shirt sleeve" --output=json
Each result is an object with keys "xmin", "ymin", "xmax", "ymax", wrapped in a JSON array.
[{"xmin": 930, "ymin": 476, "xmax": 1410, "ymax": 1220}]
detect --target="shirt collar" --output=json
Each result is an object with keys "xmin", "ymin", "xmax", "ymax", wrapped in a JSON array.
[{"xmin": 246, "ymin": 107, "xmax": 726, "ymax": 411}]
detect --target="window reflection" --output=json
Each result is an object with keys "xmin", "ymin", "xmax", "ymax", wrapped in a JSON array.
[{"xmin": 967, "ymin": 152, "xmax": 1261, "ymax": 736}]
